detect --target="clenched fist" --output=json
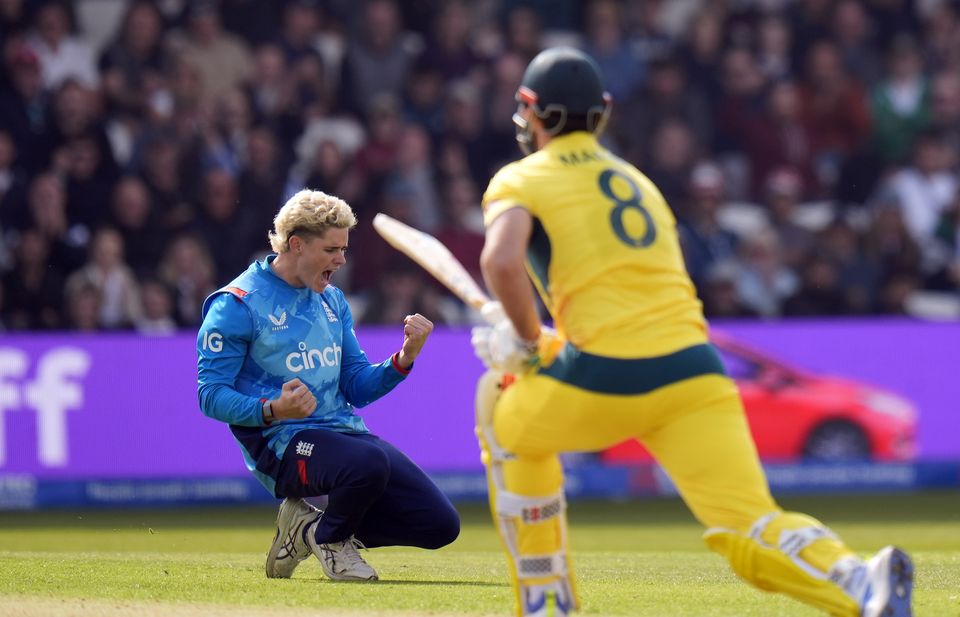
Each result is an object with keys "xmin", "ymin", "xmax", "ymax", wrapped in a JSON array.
[
  {"xmin": 396, "ymin": 313, "xmax": 433, "ymax": 369},
  {"xmin": 272, "ymin": 378, "xmax": 317, "ymax": 420}
]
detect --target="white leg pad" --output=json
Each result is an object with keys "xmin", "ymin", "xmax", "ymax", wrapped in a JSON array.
[
  {"xmin": 475, "ymin": 370, "xmax": 578, "ymax": 615},
  {"xmin": 497, "ymin": 490, "xmax": 566, "ymax": 524}
]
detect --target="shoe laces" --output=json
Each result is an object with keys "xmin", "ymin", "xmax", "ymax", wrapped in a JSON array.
[{"xmin": 333, "ymin": 536, "xmax": 369, "ymax": 568}]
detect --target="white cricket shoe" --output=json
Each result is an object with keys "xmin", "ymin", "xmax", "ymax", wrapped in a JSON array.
[
  {"xmin": 265, "ymin": 498, "xmax": 322, "ymax": 579},
  {"xmin": 521, "ymin": 581, "xmax": 573, "ymax": 617},
  {"xmin": 860, "ymin": 546, "xmax": 914, "ymax": 617},
  {"xmin": 305, "ymin": 519, "xmax": 379, "ymax": 581}
]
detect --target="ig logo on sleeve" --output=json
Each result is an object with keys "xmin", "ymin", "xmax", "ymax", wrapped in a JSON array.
[{"xmin": 202, "ymin": 331, "xmax": 223, "ymax": 353}]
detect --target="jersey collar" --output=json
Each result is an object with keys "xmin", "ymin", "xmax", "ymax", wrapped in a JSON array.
[{"xmin": 543, "ymin": 131, "xmax": 598, "ymax": 153}]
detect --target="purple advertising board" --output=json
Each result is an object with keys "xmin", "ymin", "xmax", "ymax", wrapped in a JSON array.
[
  {"xmin": 0, "ymin": 329, "xmax": 483, "ymax": 479},
  {"xmin": 0, "ymin": 320, "xmax": 957, "ymax": 483},
  {"xmin": 712, "ymin": 319, "xmax": 960, "ymax": 461}
]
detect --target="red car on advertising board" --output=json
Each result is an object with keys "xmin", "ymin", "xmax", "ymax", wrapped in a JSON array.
[{"xmin": 602, "ymin": 333, "xmax": 918, "ymax": 464}]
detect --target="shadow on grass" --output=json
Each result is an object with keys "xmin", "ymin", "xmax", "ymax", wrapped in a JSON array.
[
  {"xmin": 1, "ymin": 491, "xmax": 957, "ymax": 529},
  {"xmin": 292, "ymin": 579, "xmax": 505, "ymax": 587}
]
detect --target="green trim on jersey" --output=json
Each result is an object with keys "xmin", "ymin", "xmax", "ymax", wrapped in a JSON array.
[
  {"xmin": 527, "ymin": 216, "xmax": 552, "ymax": 295},
  {"xmin": 538, "ymin": 343, "xmax": 726, "ymax": 395}
]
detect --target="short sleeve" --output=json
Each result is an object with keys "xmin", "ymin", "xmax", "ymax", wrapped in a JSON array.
[{"xmin": 482, "ymin": 161, "xmax": 531, "ymax": 227}]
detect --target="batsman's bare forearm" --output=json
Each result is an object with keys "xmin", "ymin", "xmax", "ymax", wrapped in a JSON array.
[
  {"xmin": 481, "ymin": 210, "xmax": 541, "ymax": 342},
  {"xmin": 482, "ymin": 259, "xmax": 541, "ymax": 342}
]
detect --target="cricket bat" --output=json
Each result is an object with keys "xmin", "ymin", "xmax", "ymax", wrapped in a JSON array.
[{"xmin": 372, "ymin": 213, "xmax": 499, "ymax": 323}]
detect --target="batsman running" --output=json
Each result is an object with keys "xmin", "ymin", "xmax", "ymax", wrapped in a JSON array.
[{"xmin": 470, "ymin": 47, "xmax": 914, "ymax": 617}]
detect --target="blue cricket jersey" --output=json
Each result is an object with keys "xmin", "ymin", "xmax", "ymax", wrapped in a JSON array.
[{"xmin": 197, "ymin": 255, "xmax": 408, "ymax": 494}]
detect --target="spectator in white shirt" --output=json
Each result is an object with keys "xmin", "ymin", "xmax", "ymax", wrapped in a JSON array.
[
  {"xmin": 881, "ymin": 129, "xmax": 958, "ymax": 247},
  {"xmin": 26, "ymin": 1, "xmax": 98, "ymax": 91},
  {"xmin": 65, "ymin": 227, "xmax": 142, "ymax": 329}
]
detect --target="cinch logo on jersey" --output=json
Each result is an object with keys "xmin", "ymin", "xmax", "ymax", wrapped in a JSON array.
[
  {"xmin": 285, "ymin": 341, "xmax": 342, "ymax": 373},
  {"xmin": 295, "ymin": 441, "xmax": 314, "ymax": 457},
  {"xmin": 321, "ymin": 301, "xmax": 338, "ymax": 323},
  {"xmin": 268, "ymin": 311, "xmax": 288, "ymax": 331}
]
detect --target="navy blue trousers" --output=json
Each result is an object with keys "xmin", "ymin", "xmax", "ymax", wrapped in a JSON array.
[{"xmin": 274, "ymin": 430, "xmax": 460, "ymax": 549}]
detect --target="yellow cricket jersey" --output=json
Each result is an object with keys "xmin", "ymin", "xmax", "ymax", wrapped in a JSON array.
[{"xmin": 482, "ymin": 132, "xmax": 708, "ymax": 358}]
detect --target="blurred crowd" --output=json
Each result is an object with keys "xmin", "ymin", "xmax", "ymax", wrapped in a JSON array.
[{"xmin": 1, "ymin": 0, "xmax": 959, "ymax": 333}]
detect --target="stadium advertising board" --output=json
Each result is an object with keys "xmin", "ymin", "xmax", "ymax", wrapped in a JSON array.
[{"xmin": 0, "ymin": 320, "xmax": 957, "ymax": 507}]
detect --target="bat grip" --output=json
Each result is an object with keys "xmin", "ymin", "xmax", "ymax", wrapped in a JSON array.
[{"xmin": 478, "ymin": 300, "xmax": 505, "ymax": 325}]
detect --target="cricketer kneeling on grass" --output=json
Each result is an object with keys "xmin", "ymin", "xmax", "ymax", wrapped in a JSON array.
[
  {"xmin": 196, "ymin": 189, "xmax": 459, "ymax": 583},
  {"xmin": 471, "ymin": 46, "xmax": 914, "ymax": 617}
]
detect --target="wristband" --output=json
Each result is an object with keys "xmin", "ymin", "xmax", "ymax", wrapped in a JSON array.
[
  {"xmin": 391, "ymin": 352, "xmax": 412, "ymax": 375},
  {"xmin": 262, "ymin": 399, "xmax": 274, "ymax": 424}
]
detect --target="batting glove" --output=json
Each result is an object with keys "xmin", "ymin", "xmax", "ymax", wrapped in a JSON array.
[{"xmin": 471, "ymin": 321, "xmax": 565, "ymax": 374}]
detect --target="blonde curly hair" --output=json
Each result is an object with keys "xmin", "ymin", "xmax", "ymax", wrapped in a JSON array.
[{"xmin": 268, "ymin": 189, "xmax": 357, "ymax": 253}]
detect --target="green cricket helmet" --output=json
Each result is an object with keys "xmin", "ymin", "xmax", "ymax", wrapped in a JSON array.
[{"xmin": 513, "ymin": 47, "xmax": 612, "ymax": 155}]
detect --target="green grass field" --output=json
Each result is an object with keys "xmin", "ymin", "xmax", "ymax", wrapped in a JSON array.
[{"xmin": 1, "ymin": 491, "xmax": 958, "ymax": 616}]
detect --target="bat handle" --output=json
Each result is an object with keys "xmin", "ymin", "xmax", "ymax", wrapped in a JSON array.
[{"xmin": 478, "ymin": 300, "xmax": 505, "ymax": 325}]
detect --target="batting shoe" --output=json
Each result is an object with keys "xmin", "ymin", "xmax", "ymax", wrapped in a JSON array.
[
  {"xmin": 305, "ymin": 519, "xmax": 379, "ymax": 581},
  {"xmin": 265, "ymin": 498, "xmax": 322, "ymax": 579},
  {"xmin": 522, "ymin": 581, "xmax": 573, "ymax": 617},
  {"xmin": 860, "ymin": 546, "xmax": 914, "ymax": 617}
]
